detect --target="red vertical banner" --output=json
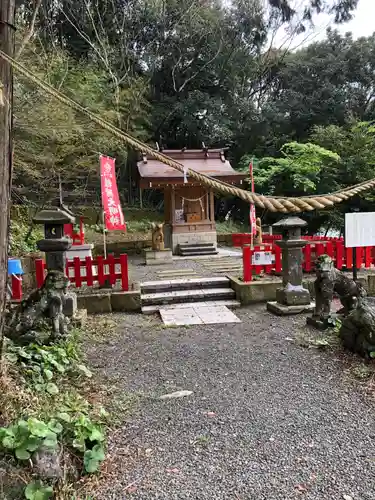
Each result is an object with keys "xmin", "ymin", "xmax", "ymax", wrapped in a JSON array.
[
  {"xmin": 249, "ymin": 161, "xmax": 256, "ymax": 236},
  {"xmin": 100, "ymin": 155, "xmax": 126, "ymax": 231}
]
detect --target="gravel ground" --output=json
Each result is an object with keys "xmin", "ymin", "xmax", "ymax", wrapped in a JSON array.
[{"xmin": 84, "ymin": 305, "xmax": 375, "ymax": 500}]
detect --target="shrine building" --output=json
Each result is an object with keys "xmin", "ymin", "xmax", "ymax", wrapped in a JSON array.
[{"xmin": 137, "ymin": 148, "xmax": 246, "ymax": 255}]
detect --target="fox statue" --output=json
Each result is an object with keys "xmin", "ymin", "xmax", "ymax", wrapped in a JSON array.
[{"xmin": 151, "ymin": 223, "xmax": 165, "ymax": 251}]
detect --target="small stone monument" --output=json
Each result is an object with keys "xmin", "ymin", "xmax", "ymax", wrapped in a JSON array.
[
  {"xmin": 267, "ymin": 217, "xmax": 314, "ymax": 315},
  {"xmin": 144, "ymin": 222, "xmax": 173, "ymax": 265}
]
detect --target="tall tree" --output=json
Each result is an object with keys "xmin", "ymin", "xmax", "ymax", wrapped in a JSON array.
[{"xmin": 0, "ymin": 0, "xmax": 15, "ymax": 359}]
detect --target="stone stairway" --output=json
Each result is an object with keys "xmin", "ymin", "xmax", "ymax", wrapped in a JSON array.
[
  {"xmin": 141, "ymin": 276, "xmax": 240, "ymax": 314},
  {"xmin": 178, "ymin": 243, "xmax": 218, "ymax": 257}
]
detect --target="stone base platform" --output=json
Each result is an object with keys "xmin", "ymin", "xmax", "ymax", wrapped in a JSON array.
[
  {"xmin": 144, "ymin": 248, "xmax": 173, "ymax": 266},
  {"xmin": 267, "ymin": 301, "xmax": 315, "ymax": 316}
]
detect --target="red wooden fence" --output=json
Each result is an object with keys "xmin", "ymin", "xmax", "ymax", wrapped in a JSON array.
[
  {"xmin": 242, "ymin": 241, "xmax": 375, "ymax": 282},
  {"xmin": 233, "ymin": 233, "xmax": 343, "ymax": 247},
  {"xmin": 35, "ymin": 254, "xmax": 129, "ymax": 291}
]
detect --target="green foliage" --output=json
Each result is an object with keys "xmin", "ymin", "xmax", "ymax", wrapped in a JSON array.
[
  {"xmin": 24, "ymin": 481, "xmax": 53, "ymax": 500},
  {"xmin": 13, "ymin": 40, "xmax": 149, "ymax": 206},
  {"xmin": 1, "ymin": 328, "xmax": 107, "ymax": 498},
  {"xmin": 310, "ymin": 121, "xmax": 375, "ymax": 190},
  {"xmin": 54, "ymin": 409, "xmax": 105, "ymax": 473},
  {"xmin": 239, "ymin": 142, "xmax": 340, "ymax": 196},
  {"xmin": 9, "ymin": 215, "xmax": 43, "ymax": 257},
  {"xmin": 6, "ymin": 335, "xmax": 92, "ymax": 394},
  {"xmin": 0, "ymin": 417, "xmax": 61, "ymax": 462},
  {"xmin": 13, "ymin": 2, "xmax": 370, "ymax": 226}
]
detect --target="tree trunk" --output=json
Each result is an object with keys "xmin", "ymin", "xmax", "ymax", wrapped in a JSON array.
[{"xmin": 0, "ymin": 0, "xmax": 15, "ymax": 359}]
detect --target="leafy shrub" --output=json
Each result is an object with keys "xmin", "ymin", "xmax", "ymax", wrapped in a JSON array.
[
  {"xmin": 9, "ymin": 217, "xmax": 43, "ymax": 257},
  {"xmin": 56, "ymin": 410, "xmax": 106, "ymax": 473},
  {"xmin": 6, "ymin": 337, "xmax": 92, "ymax": 394},
  {"xmin": 24, "ymin": 481, "xmax": 53, "ymax": 500},
  {"xmin": 2, "ymin": 329, "xmax": 107, "ymax": 498},
  {"xmin": 0, "ymin": 417, "xmax": 61, "ymax": 461}
]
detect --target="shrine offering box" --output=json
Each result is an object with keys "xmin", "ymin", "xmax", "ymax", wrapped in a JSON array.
[{"xmin": 185, "ymin": 212, "xmax": 201, "ymax": 223}]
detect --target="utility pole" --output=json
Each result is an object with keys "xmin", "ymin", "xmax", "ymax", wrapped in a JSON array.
[{"xmin": 0, "ymin": 0, "xmax": 15, "ymax": 345}]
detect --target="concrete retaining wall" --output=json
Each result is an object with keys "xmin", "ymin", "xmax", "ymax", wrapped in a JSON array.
[
  {"xmin": 77, "ymin": 291, "xmax": 141, "ymax": 314},
  {"xmin": 229, "ymin": 274, "xmax": 372, "ymax": 306},
  {"xmin": 229, "ymin": 276, "xmax": 282, "ymax": 305}
]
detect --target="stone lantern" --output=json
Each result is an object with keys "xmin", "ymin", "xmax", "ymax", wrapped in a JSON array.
[
  {"xmin": 33, "ymin": 208, "xmax": 75, "ymax": 273},
  {"xmin": 267, "ymin": 217, "xmax": 314, "ymax": 315},
  {"xmin": 4, "ymin": 207, "xmax": 80, "ymax": 345},
  {"xmin": 33, "ymin": 207, "xmax": 77, "ymax": 319}
]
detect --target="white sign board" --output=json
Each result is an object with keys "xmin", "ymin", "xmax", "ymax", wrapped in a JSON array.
[
  {"xmin": 252, "ymin": 251, "xmax": 273, "ymax": 265},
  {"xmin": 345, "ymin": 212, "xmax": 375, "ymax": 248}
]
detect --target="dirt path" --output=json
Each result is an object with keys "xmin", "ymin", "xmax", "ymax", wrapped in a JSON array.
[{"xmin": 85, "ymin": 306, "xmax": 375, "ymax": 500}]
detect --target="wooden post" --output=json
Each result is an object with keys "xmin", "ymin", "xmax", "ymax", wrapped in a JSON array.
[
  {"xmin": 209, "ymin": 190, "xmax": 215, "ymax": 222},
  {"xmin": 205, "ymin": 190, "xmax": 209, "ymax": 221},
  {"xmin": 0, "ymin": 0, "xmax": 15, "ymax": 353},
  {"xmin": 139, "ymin": 186, "xmax": 143, "ymax": 209},
  {"xmin": 171, "ymin": 186, "xmax": 176, "ymax": 223}
]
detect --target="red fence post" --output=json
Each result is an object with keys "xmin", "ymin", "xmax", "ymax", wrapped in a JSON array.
[
  {"xmin": 365, "ymin": 247, "xmax": 372, "ymax": 269},
  {"xmin": 11, "ymin": 275, "xmax": 22, "ymax": 300},
  {"xmin": 85, "ymin": 256, "xmax": 94, "ymax": 286},
  {"xmin": 356, "ymin": 247, "xmax": 363, "ymax": 269},
  {"xmin": 303, "ymin": 244, "xmax": 312, "ymax": 272},
  {"xmin": 35, "ymin": 259, "xmax": 45, "ymax": 288},
  {"xmin": 346, "ymin": 247, "xmax": 353, "ymax": 269},
  {"xmin": 72, "ymin": 257, "xmax": 81, "ymax": 288},
  {"xmin": 120, "ymin": 254, "xmax": 129, "ymax": 291},
  {"xmin": 243, "ymin": 245, "xmax": 252, "ymax": 282},
  {"xmin": 107, "ymin": 254, "xmax": 116, "ymax": 286},
  {"xmin": 97, "ymin": 256, "xmax": 105, "ymax": 286},
  {"xmin": 325, "ymin": 242, "xmax": 334, "ymax": 260},
  {"xmin": 315, "ymin": 243, "xmax": 325, "ymax": 257},
  {"xmin": 336, "ymin": 241, "xmax": 344, "ymax": 270}
]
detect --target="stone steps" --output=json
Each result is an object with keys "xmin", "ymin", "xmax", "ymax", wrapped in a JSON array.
[
  {"xmin": 142, "ymin": 299, "xmax": 241, "ymax": 315},
  {"xmin": 141, "ymin": 277, "xmax": 229, "ymax": 294},
  {"xmin": 178, "ymin": 243, "xmax": 218, "ymax": 257},
  {"xmin": 140, "ymin": 277, "xmax": 239, "ymax": 313},
  {"xmin": 141, "ymin": 287, "xmax": 235, "ymax": 306}
]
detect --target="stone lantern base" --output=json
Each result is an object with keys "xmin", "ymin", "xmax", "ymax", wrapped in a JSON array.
[
  {"xmin": 266, "ymin": 216, "xmax": 315, "ymax": 316},
  {"xmin": 267, "ymin": 300, "xmax": 315, "ymax": 316}
]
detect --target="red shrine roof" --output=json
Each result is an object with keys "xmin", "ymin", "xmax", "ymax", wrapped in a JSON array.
[{"xmin": 137, "ymin": 149, "xmax": 246, "ymax": 188}]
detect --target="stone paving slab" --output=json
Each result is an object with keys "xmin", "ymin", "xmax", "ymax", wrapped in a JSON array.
[
  {"xmin": 142, "ymin": 277, "xmax": 229, "ymax": 288},
  {"xmin": 160, "ymin": 304, "xmax": 241, "ymax": 326},
  {"xmin": 141, "ymin": 299, "xmax": 241, "ymax": 314}
]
